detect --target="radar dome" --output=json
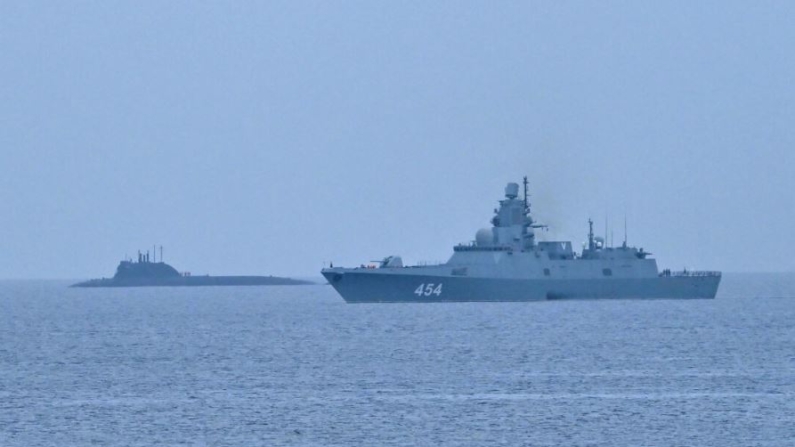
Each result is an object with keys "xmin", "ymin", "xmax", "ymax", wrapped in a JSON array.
[
  {"xmin": 505, "ymin": 182, "xmax": 519, "ymax": 199},
  {"xmin": 476, "ymin": 228, "xmax": 494, "ymax": 246}
]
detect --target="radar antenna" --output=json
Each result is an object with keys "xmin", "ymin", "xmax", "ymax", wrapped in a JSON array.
[
  {"xmin": 523, "ymin": 176, "xmax": 529, "ymax": 213},
  {"xmin": 623, "ymin": 214, "xmax": 627, "ymax": 248}
]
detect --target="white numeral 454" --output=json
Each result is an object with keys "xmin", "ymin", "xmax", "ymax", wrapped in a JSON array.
[{"xmin": 414, "ymin": 283, "xmax": 443, "ymax": 297}]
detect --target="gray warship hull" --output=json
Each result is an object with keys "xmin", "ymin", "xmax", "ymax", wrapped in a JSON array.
[
  {"xmin": 322, "ymin": 178, "xmax": 722, "ymax": 303},
  {"xmin": 322, "ymin": 269, "xmax": 719, "ymax": 303},
  {"xmin": 72, "ymin": 250, "xmax": 314, "ymax": 288},
  {"xmin": 72, "ymin": 276, "xmax": 314, "ymax": 288}
]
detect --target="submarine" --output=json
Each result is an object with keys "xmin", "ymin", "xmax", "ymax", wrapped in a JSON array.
[{"xmin": 71, "ymin": 249, "xmax": 313, "ymax": 287}]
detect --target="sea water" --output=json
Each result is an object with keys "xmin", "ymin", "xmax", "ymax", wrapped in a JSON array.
[{"xmin": 1, "ymin": 274, "xmax": 793, "ymax": 446}]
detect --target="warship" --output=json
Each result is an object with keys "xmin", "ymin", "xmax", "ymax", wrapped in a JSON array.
[
  {"xmin": 72, "ymin": 249, "xmax": 313, "ymax": 287},
  {"xmin": 321, "ymin": 178, "xmax": 721, "ymax": 302}
]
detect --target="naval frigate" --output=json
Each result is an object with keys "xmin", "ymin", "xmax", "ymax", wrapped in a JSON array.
[{"xmin": 321, "ymin": 178, "xmax": 720, "ymax": 303}]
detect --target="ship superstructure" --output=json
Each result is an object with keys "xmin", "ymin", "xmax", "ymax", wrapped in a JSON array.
[{"xmin": 321, "ymin": 178, "xmax": 720, "ymax": 302}]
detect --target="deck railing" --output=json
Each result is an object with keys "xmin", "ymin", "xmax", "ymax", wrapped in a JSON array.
[
  {"xmin": 454, "ymin": 244, "xmax": 512, "ymax": 252},
  {"xmin": 659, "ymin": 269, "xmax": 721, "ymax": 277}
]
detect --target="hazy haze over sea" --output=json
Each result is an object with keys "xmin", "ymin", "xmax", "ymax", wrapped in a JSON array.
[
  {"xmin": 1, "ymin": 275, "xmax": 793, "ymax": 446},
  {"xmin": 2, "ymin": 1, "xmax": 795, "ymax": 278}
]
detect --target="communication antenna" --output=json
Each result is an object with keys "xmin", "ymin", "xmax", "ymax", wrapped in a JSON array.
[
  {"xmin": 623, "ymin": 214, "xmax": 627, "ymax": 247},
  {"xmin": 160, "ymin": 246, "xmax": 163, "ymax": 263}
]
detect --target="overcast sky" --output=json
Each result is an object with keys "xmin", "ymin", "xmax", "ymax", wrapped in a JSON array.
[{"xmin": 1, "ymin": 1, "xmax": 793, "ymax": 279}]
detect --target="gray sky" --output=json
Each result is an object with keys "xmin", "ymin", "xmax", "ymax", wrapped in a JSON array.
[{"xmin": 1, "ymin": 1, "xmax": 793, "ymax": 279}]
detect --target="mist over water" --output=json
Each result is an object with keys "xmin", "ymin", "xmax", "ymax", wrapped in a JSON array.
[
  {"xmin": 3, "ymin": 2, "xmax": 795, "ymax": 277},
  {"xmin": 1, "ymin": 275, "xmax": 793, "ymax": 446}
]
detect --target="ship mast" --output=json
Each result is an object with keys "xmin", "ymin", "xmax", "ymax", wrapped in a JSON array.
[{"xmin": 623, "ymin": 215, "xmax": 627, "ymax": 248}]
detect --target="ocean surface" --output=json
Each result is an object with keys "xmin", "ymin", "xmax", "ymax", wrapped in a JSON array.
[{"xmin": 1, "ymin": 274, "xmax": 794, "ymax": 446}]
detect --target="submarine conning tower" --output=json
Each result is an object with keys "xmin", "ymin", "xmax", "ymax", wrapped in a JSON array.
[{"xmin": 113, "ymin": 248, "xmax": 180, "ymax": 280}]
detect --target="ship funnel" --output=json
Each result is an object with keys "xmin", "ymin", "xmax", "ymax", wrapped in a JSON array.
[{"xmin": 505, "ymin": 182, "xmax": 519, "ymax": 199}]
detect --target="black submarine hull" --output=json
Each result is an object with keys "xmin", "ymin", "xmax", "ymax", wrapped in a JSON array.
[{"xmin": 71, "ymin": 276, "xmax": 314, "ymax": 287}]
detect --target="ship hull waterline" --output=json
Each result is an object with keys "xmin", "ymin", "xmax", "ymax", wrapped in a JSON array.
[
  {"xmin": 71, "ymin": 276, "xmax": 314, "ymax": 288},
  {"xmin": 322, "ymin": 269, "xmax": 720, "ymax": 303}
]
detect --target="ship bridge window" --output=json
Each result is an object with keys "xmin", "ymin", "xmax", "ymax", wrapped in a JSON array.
[
  {"xmin": 603, "ymin": 268, "xmax": 612, "ymax": 276},
  {"xmin": 543, "ymin": 268, "xmax": 550, "ymax": 276}
]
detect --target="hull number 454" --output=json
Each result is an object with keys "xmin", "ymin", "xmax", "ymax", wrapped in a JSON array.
[{"xmin": 415, "ymin": 283, "xmax": 443, "ymax": 297}]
